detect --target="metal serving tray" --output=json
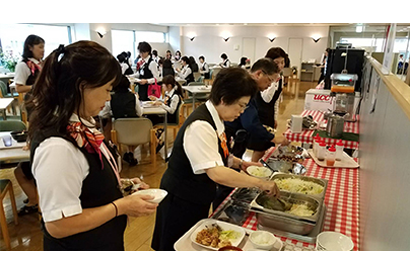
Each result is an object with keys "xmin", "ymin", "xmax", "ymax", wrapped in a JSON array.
[{"xmin": 270, "ymin": 173, "xmax": 328, "ymax": 201}]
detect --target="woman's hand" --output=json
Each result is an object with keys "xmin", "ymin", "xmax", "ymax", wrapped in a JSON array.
[
  {"xmin": 260, "ymin": 181, "xmax": 280, "ymax": 198},
  {"xmin": 115, "ymin": 194, "xmax": 158, "ymax": 217},
  {"xmin": 148, "ymin": 96, "xmax": 157, "ymax": 101},
  {"xmin": 139, "ymin": 79, "xmax": 148, "ymax": 85},
  {"xmin": 241, "ymin": 160, "xmax": 262, "ymax": 172}
]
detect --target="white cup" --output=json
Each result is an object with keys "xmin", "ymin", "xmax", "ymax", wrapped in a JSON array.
[
  {"xmin": 2, "ymin": 135, "xmax": 12, "ymax": 147},
  {"xmin": 316, "ymin": 231, "xmax": 354, "ymax": 251}
]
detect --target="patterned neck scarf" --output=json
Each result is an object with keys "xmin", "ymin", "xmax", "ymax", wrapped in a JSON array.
[
  {"xmin": 219, "ymin": 132, "xmax": 229, "ymax": 159},
  {"xmin": 67, "ymin": 122, "xmax": 105, "ymax": 169},
  {"xmin": 26, "ymin": 60, "xmax": 42, "ymax": 75}
]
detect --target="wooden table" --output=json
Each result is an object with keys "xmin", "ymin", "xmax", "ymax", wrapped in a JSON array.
[
  {"xmin": 182, "ymin": 85, "xmax": 212, "ymax": 110},
  {"xmin": 0, "ymin": 98, "xmax": 14, "ymax": 120},
  {"xmin": 142, "ymin": 104, "xmax": 168, "ymax": 159}
]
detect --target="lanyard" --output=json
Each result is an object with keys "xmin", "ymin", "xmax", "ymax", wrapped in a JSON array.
[{"xmin": 100, "ymin": 142, "xmax": 122, "ymax": 188}]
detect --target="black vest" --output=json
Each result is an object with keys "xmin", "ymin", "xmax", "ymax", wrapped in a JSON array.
[
  {"xmin": 184, "ymin": 65, "xmax": 195, "ymax": 84},
  {"xmin": 160, "ymin": 104, "xmax": 229, "ymax": 205},
  {"xmin": 164, "ymin": 93, "xmax": 182, "ymax": 124},
  {"xmin": 30, "ymin": 128, "xmax": 127, "ymax": 250},
  {"xmin": 22, "ymin": 59, "xmax": 41, "ymax": 119},
  {"xmin": 201, "ymin": 63, "xmax": 211, "ymax": 79},
  {"xmin": 110, "ymin": 92, "xmax": 137, "ymax": 119},
  {"xmin": 254, "ymin": 78, "xmax": 283, "ymax": 128}
]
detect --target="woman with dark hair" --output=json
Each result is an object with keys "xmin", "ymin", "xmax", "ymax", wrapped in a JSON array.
[
  {"xmin": 13, "ymin": 34, "xmax": 45, "ymax": 215},
  {"xmin": 162, "ymin": 59, "xmax": 175, "ymax": 78},
  {"xmin": 219, "ymin": 53, "xmax": 230, "ymax": 68},
  {"xmin": 318, "ymin": 48, "xmax": 330, "ymax": 84},
  {"xmin": 189, "ymin": 56, "xmax": 199, "ymax": 73},
  {"xmin": 132, "ymin": 41, "xmax": 160, "ymax": 101},
  {"xmin": 27, "ymin": 41, "xmax": 157, "ymax": 251},
  {"xmin": 174, "ymin": 50, "xmax": 182, "ymax": 62},
  {"xmin": 198, "ymin": 55, "xmax": 210, "ymax": 80},
  {"xmin": 152, "ymin": 50, "xmax": 160, "ymax": 64},
  {"xmin": 175, "ymin": 56, "xmax": 194, "ymax": 84},
  {"xmin": 117, "ymin": 52, "xmax": 133, "ymax": 75},
  {"xmin": 238, "ymin": 57, "xmax": 247, "ymax": 69},
  {"xmin": 151, "ymin": 68, "xmax": 280, "ymax": 251},
  {"xmin": 249, "ymin": 47, "xmax": 288, "ymax": 162}
]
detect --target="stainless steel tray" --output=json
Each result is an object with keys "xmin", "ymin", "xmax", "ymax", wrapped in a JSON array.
[
  {"xmin": 270, "ymin": 173, "xmax": 328, "ymax": 201},
  {"xmin": 257, "ymin": 205, "xmax": 327, "ymax": 244},
  {"xmin": 250, "ymin": 191, "xmax": 322, "ymax": 224}
]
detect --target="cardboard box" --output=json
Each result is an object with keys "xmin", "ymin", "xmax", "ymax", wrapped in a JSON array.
[{"xmin": 304, "ymin": 89, "xmax": 332, "ymax": 111}]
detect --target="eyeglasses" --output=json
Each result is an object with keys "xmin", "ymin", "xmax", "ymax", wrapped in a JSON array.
[
  {"xmin": 262, "ymin": 70, "xmax": 277, "ymax": 83},
  {"xmin": 238, "ymin": 104, "xmax": 249, "ymax": 111}
]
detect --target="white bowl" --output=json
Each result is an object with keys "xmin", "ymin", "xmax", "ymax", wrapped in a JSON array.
[
  {"xmin": 247, "ymin": 166, "xmax": 272, "ymax": 179},
  {"xmin": 316, "ymin": 231, "xmax": 354, "ymax": 251},
  {"xmin": 132, "ymin": 189, "xmax": 168, "ymax": 204},
  {"xmin": 249, "ymin": 231, "xmax": 277, "ymax": 250}
]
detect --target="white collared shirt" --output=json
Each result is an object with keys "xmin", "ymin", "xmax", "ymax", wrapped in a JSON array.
[
  {"xmin": 160, "ymin": 87, "xmax": 180, "ymax": 114},
  {"xmin": 131, "ymin": 55, "xmax": 160, "ymax": 84},
  {"xmin": 183, "ymin": 100, "xmax": 225, "ymax": 174},
  {"xmin": 200, "ymin": 62, "xmax": 209, "ymax": 74},
  {"xmin": 32, "ymin": 114, "xmax": 117, "ymax": 223},
  {"xmin": 176, "ymin": 64, "xmax": 192, "ymax": 80},
  {"xmin": 14, "ymin": 57, "xmax": 42, "ymax": 85}
]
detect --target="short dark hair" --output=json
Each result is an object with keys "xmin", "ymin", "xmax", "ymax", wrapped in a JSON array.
[
  {"xmin": 199, "ymin": 56, "xmax": 205, "ymax": 61},
  {"xmin": 152, "ymin": 50, "xmax": 158, "ymax": 57},
  {"xmin": 115, "ymin": 75, "xmax": 131, "ymax": 93},
  {"xmin": 221, "ymin": 53, "xmax": 228, "ymax": 60},
  {"xmin": 162, "ymin": 75, "xmax": 183, "ymax": 97},
  {"xmin": 22, "ymin": 35, "xmax": 45, "ymax": 60},
  {"xmin": 137, "ymin": 41, "xmax": 152, "ymax": 54},
  {"xmin": 209, "ymin": 68, "xmax": 257, "ymax": 106},
  {"xmin": 251, "ymin": 58, "xmax": 280, "ymax": 74},
  {"xmin": 265, "ymin": 47, "xmax": 287, "ymax": 61},
  {"xmin": 117, "ymin": 53, "xmax": 126, "ymax": 63}
]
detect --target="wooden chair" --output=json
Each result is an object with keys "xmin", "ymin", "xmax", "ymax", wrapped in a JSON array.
[
  {"xmin": 111, "ymin": 118, "xmax": 156, "ymax": 168},
  {"xmin": 0, "ymin": 179, "xmax": 18, "ymax": 250},
  {"xmin": 181, "ymin": 82, "xmax": 206, "ymax": 118},
  {"xmin": 154, "ymin": 101, "xmax": 185, "ymax": 142}
]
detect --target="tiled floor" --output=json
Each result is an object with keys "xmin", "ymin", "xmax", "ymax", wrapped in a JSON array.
[{"xmin": 0, "ymin": 79, "xmax": 317, "ymax": 251}]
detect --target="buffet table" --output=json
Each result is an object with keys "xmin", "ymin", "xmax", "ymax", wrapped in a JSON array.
[
  {"xmin": 211, "ymin": 147, "xmax": 360, "ymax": 251},
  {"xmin": 284, "ymin": 110, "xmax": 359, "ymax": 150}
]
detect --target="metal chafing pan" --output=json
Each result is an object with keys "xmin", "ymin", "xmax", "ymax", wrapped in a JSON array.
[
  {"xmin": 270, "ymin": 173, "xmax": 328, "ymax": 201},
  {"xmin": 249, "ymin": 191, "xmax": 322, "ymax": 235}
]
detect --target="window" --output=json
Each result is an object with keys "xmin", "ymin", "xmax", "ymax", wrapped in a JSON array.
[
  {"xmin": 111, "ymin": 30, "xmax": 135, "ymax": 62},
  {"xmin": 134, "ymin": 31, "xmax": 165, "ymax": 43},
  {"xmin": 340, "ymin": 37, "xmax": 385, "ymax": 52},
  {"xmin": 0, "ymin": 23, "xmax": 71, "ymax": 61}
]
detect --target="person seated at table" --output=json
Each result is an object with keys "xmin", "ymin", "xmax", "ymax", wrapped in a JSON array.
[
  {"xmin": 189, "ymin": 56, "xmax": 199, "ymax": 73},
  {"xmin": 175, "ymin": 56, "xmax": 195, "ymax": 85},
  {"xmin": 198, "ymin": 55, "xmax": 210, "ymax": 81},
  {"xmin": 219, "ymin": 53, "xmax": 230, "ymax": 68},
  {"xmin": 13, "ymin": 34, "xmax": 45, "ymax": 215},
  {"xmin": 151, "ymin": 67, "xmax": 280, "ymax": 251},
  {"xmin": 162, "ymin": 59, "xmax": 175, "ymax": 78},
  {"xmin": 238, "ymin": 57, "xmax": 248, "ymax": 69},
  {"xmin": 147, "ymin": 75, "xmax": 183, "ymax": 153},
  {"xmin": 131, "ymin": 41, "xmax": 160, "ymax": 101},
  {"xmin": 117, "ymin": 53, "xmax": 133, "ymax": 75},
  {"xmin": 99, "ymin": 75, "xmax": 143, "ymax": 165},
  {"xmin": 26, "ymin": 41, "xmax": 157, "ymax": 251}
]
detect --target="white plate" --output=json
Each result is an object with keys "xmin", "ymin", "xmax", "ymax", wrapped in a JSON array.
[
  {"xmin": 247, "ymin": 166, "xmax": 273, "ymax": 178},
  {"xmin": 242, "ymin": 236, "xmax": 283, "ymax": 251},
  {"xmin": 190, "ymin": 219, "xmax": 246, "ymax": 250}
]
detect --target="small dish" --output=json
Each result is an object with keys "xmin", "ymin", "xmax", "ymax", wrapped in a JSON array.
[
  {"xmin": 247, "ymin": 166, "xmax": 273, "ymax": 179},
  {"xmin": 249, "ymin": 230, "xmax": 277, "ymax": 250},
  {"xmin": 132, "ymin": 189, "xmax": 168, "ymax": 204},
  {"xmin": 218, "ymin": 246, "xmax": 243, "ymax": 251},
  {"xmin": 316, "ymin": 231, "xmax": 354, "ymax": 251}
]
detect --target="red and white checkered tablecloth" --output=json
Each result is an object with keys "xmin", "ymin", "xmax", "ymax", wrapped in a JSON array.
[
  {"xmin": 284, "ymin": 110, "xmax": 359, "ymax": 150},
  {"xmin": 212, "ymin": 152, "xmax": 360, "ymax": 251}
]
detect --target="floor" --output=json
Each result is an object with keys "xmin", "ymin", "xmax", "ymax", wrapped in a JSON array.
[{"xmin": 0, "ymin": 79, "xmax": 317, "ymax": 251}]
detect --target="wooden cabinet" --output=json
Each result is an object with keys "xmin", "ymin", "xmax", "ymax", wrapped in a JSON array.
[{"xmin": 300, "ymin": 62, "xmax": 321, "ymax": 82}]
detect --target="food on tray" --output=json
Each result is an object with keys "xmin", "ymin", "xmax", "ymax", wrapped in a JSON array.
[
  {"xmin": 285, "ymin": 203, "xmax": 315, "ymax": 217},
  {"xmin": 195, "ymin": 224, "xmax": 240, "ymax": 249},
  {"xmin": 275, "ymin": 177, "xmax": 324, "ymax": 195}
]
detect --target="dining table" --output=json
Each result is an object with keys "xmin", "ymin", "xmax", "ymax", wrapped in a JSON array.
[
  {"xmin": 0, "ymin": 98, "xmax": 15, "ymax": 120},
  {"xmin": 182, "ymin": 85, "xmax": 212, "ymax": 110},
  {"xmin": 141, "ymin": 102, "xmax": 168, "ymax": 160},
  {"xmin": 0, "ymin": 131, "xmax": 29, "ymax": 164},
  {"xmin": 284, "ymin": 109, "xmax": 360, "ymax": 150}
]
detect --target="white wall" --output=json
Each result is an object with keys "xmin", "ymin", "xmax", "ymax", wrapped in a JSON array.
[
  {"xmin": 180, "ymin": 25, "xmax": 329, "ymax": 65},
  {"xmin": 168, "ymin": 26, "xmax": 182, "ymax": 55}
]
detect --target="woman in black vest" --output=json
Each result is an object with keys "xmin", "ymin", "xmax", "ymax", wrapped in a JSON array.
[
  {"xmin": 26, "ymin": 41, "xmax": 157, "ymax": 251},
  {"xmin": 175, "ymin": 56, "xmax": 195, "ymax": 84},
  {"xmin": 162, "ymin": 59, "xmax": 175, "ymax": 78},
  {"xmin": 198, "ymin": 55, "xmax": 210, "ymax": 80},
  {"xmin": 219, "ymin": 53, "xmax": 230, "ymax": 68},
  {"xmin": 133, "ymin": 41, "xmax": 160, "ymax": 101},
  {"xmin": 151, "ymin": 68, "xmax": 280, "ymax": 251},
  {"xmin": 13, "ymin": 34, "xmax": 45, "ymax": 215}
]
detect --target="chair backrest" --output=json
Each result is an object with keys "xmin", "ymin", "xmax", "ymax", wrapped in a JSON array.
[
  {"xmin": 113, "ymin": 118, "xmax": 153, "ymax": 146},
  {"xmin": 0, "ymin": 120, "xmax": 27, "ymax": 132},
  {"xmin": 0, "ymin": 81, "xmax": 8, "ymax": 98},
  {"xmin": 193, "ymin": 72, "xmax": 201, "ymax": 82},
  {"xmin": 212, "ymin": 67, "xmax": 221, "ymax": 78},
  {"xmin": 187, "ymin": 82, "xmax": 205, "ymax": 86},
  {"xmin": 175, "ymin": 100, "xmax": 184, "ymax": 126}
]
